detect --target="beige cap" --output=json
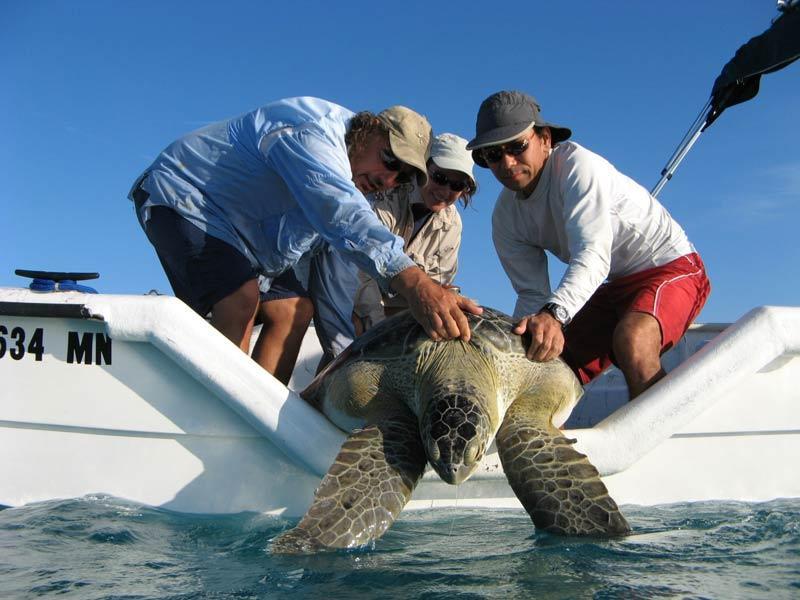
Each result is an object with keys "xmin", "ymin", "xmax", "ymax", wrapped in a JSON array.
[{"xmin": 377, "ymin": 105, "xmax": 432, "ymax": 186}]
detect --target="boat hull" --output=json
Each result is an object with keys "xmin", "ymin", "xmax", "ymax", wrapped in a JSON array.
[{"xmin": 2, "ymin": 288, "xmax": 798, "ymax": 514}]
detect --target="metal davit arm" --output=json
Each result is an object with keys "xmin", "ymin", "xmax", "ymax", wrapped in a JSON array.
[{"xmin": 651, "ymin": 99, "xmax": 712, "ymax": 198}]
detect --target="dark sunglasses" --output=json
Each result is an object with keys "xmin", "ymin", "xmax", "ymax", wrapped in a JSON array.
[
  {"xmin": 380, "ymin": 148, "xmax": 414, "ymax": 183},
  {"xmin": 429, "ymin": 170, "xmax": 472, "ymax": 193},
  {"xmin": 481, "ymin": 137, "xmax": 530, "ymax": 164}
]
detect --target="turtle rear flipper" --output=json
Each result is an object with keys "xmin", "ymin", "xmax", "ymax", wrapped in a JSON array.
[
  {"xmin": 496, "ymin": 395, "xmax": 631, "ymax": 536},
  {"xmin": 272, "ymin": 414, "xmax": 426, "ymax": 554}
]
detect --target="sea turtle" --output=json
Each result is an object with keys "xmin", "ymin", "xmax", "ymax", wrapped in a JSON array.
[{"xmin": 272, "ymin": 307, "xmax": 630, "ymax": 553}]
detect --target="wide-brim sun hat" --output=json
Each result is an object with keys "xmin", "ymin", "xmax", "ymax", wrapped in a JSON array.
[
  {"xmin": 429, "ymin": 133, "xmax": 475, "ymax": 185},
  {"xmin": 377, "ymin": 106, "xmax": 432, "ymax": 186},
  {"xmin": 466, "ymin": 90, "xmax": 571, "ymax": 167}
]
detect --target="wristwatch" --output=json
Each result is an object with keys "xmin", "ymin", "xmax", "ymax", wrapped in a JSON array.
[{"xmin": 539, "ymin": 302, "xmax": 571, "ymax": 327}]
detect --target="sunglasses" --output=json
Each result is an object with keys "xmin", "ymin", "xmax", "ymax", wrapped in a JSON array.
[
  {"xmin": 429, "ymin": 170, "xmax": 472, "ymax": 193},
  {"xmin": 380, "ymin": 148, "xmax": 404, "ymax": 171},
  {"xmin": 380, "ymin": 148, "xmax": 415, "ymax": 183},
  {"xmin": 481, "ymin": 137, "xmax": 530, "ymax": 164}
]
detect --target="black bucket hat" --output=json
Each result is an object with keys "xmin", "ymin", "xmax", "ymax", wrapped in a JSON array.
[{"xmin": 466, "ymin": 90, "xmax": 571, "ymax": 167}]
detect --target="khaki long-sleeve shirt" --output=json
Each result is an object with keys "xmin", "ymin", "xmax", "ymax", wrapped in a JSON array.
[{"xmin": 354, "ymin": 183, "xmax": 462, "ymax": 328}]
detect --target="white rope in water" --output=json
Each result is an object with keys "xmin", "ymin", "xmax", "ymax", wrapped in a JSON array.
[{"xmin": 446, "ymin": 485, "xmax": 461, "ymax": 538}]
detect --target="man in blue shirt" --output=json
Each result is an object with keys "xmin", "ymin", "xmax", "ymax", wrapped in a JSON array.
[{"xmin": 129, "ymin": 97, "xmax": 481, "ymax": 383}]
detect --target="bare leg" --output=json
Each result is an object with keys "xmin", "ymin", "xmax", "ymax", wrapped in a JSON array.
[
  {"xmin": 209, "ymin": 278, "xmax": 260, "ymax": 352},
  {"xmin": 252, "ymin": 297, "xmax": 314, "ymax": 384},
  {"xmin": 612, "ymin": 311, "xmax": 665, "ymax": 400},
  {"xmin": 352, "ymin": 312, "xmax": 365, "ymax": 337}
]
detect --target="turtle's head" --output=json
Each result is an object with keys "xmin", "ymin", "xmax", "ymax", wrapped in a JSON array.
[{"xmin": 419, "ymin": 387, "xmax": 495, "ymax": 485}]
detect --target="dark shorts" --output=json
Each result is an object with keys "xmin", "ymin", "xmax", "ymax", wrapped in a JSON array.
[
  {"xmin": 134, "ymin": 187, "xmax": 307, "ymax": 316},
  {"xmin": 260, "ymin": 269, "xmax": 309, "ymax": 302},
  {"xmin": 136, "ymin": 202, "xmax": 257, "ymax": 316},
  {"xmin": 562, "ymin": 253, "xmax": 711, "ymax": 384}
]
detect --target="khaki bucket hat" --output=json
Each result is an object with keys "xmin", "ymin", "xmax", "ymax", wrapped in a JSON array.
[{"xmin": 377, "ymin": 106, "xmax": 432, "ymax": 186}]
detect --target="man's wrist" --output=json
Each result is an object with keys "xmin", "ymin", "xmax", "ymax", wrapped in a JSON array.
[
  {"xmin": 539, "ymin": 302, "xmax": 571, "ymax": 327},
  {"xmin": 390, "ymin": 266, "xmax": 425, "ymax": 296}
]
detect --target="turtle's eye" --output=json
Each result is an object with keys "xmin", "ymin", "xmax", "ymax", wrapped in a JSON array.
[
  {"xmin": 464, "ymin": 438, "xmax": 482, "ymax": 466},
  {"xmin": 427, "ymin": 440, "xmax": 440, "ymax": 462}
]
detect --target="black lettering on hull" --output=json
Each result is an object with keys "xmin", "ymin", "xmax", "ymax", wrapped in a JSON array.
[{"xmin": 67, "ymin": 331, "xmax": 113, "ymax": 365}]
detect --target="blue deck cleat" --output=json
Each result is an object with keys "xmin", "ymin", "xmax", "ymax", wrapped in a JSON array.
[{"xmin": 14, "ymin": 269, "xmax": 100, "ymax": 294}]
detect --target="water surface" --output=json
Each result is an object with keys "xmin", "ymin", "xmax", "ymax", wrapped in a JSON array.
[{"xmin": 1, "ymin": 496, "xmax": 798, "ymax": 599}]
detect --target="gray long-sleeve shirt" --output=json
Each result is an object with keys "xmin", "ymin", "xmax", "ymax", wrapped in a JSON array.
[{"xmin": 492, "ymin": 141, "xmax": 695, "ymax": 320}]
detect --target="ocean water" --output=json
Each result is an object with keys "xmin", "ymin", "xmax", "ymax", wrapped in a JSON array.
[{"xmin": 1, "ymin": 497, "xmax": 798, "ymax": 599}]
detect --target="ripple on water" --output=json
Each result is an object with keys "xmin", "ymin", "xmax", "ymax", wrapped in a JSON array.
[{"xmin": 0, "ymin": 497, "xmax": 798, "ymax": 599}]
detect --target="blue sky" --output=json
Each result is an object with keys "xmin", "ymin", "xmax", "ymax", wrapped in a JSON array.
[{"xmin": 2, "ymin": 1, "xmax": 797, "ymax": 323}]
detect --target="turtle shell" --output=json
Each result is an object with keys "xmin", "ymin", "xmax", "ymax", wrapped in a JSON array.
[{"xmin": 322, "ymin": 307, "xmax": 524, "ymax": 371}]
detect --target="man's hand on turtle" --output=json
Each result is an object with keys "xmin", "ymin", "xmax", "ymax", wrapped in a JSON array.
[
  {"xmin": 391, "ymin": 267, "xmax": 482, "ymax": 342},
  {"xmin": 513, "ymin": 313, "xmax": 564, "ymax": 361}
]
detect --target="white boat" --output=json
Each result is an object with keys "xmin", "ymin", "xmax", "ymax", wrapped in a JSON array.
[{"xmin": 1, "ymin": 283, "xmax": 799, "ymax": 516}]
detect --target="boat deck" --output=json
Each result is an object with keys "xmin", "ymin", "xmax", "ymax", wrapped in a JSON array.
[{"xmin": 1, "ymin": 287, "xmax": 798, "ymax": 515}]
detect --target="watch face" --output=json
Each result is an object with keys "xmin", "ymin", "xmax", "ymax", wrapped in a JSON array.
[
  {"xmin": 542, "ymin": 303, "xmax": 569, "ymax": 325},
  {"xmin": 554, "ymin": 306, "xmax": 568, "ymax": 322}
]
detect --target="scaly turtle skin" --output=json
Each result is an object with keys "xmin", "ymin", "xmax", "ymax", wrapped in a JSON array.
[{"xmin": 272, "ymin": 307, "xmax": 630, "ymax": 553}]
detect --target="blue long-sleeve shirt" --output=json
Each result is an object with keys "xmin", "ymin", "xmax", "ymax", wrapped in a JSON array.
[{"xmin": 130, "ymin": 96, "xmax": 415, "ymax": 289}]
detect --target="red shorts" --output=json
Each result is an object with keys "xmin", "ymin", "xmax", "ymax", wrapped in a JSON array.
[{"xmin": 562, "ymin": 253, "xmax": 711, "ymax": 384}]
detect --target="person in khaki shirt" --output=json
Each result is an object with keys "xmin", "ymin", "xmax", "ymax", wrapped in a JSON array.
[{"xmin": 353, "ymin": 133, "xmax": 477, "ymax": 333}]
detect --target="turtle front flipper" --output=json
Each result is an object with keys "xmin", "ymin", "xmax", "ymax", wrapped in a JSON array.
[
  {"xmin": 272, "ymin": 414, "xmax": 427, "ymax": 554},
  {"xmin": 496, "ymin": 394, "xmax": 631, "ymax": 536}
]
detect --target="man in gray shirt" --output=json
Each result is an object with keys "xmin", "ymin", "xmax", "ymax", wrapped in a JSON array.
[{"xmin": 467, "ymin": 91, "xmax": 710, "ymax": 399}]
